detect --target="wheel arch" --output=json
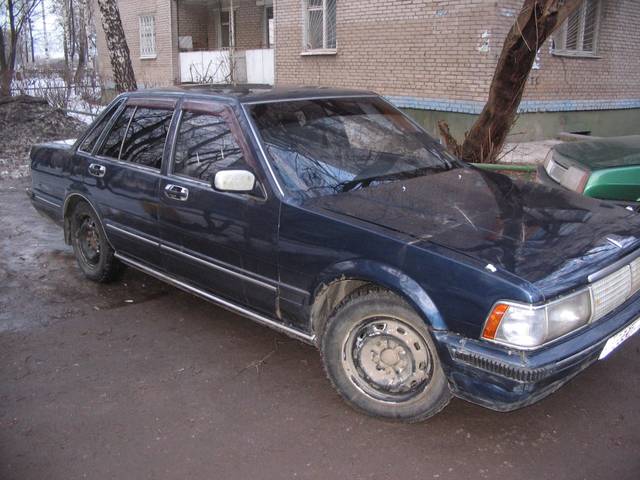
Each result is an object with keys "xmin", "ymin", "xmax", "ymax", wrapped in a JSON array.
[
  {"xmin": 309, "ymin": 259, "xmax": 446, "ymax": 342},
  {"xmin": 62, "ymin": 192, "xmax": 112, "ymax": 248}
]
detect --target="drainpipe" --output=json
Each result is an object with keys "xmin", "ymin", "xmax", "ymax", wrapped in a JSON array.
[
  {"xmin": 176, "ymin": 0, "xmax": 180, "ymax": 84},
  {"xmin": 229, "ymin": 0, "xmax": 236, "ymax": 85}
]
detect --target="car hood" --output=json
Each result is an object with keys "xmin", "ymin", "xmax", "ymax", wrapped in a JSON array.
[
  {"xmin": 303, "ymin": 167, "xmax": 640, "ymax": 296},
  {"xmin": 554, "ymin": 135, "xmax": 640, "ymax": 171}
]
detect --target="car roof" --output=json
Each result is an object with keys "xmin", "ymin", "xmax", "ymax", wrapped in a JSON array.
[{"xmin": 123, "ymin": 86, "xmax": 378, "ymax": 105}]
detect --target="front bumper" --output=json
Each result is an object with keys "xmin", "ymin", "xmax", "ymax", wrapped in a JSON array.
[{"xmin": 434, "ymin": 292, "xmax": 640, "ymax": 411}]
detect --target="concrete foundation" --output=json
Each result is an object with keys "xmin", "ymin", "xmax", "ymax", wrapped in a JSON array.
[{"xmin": 403, "ymin": 108, "xmax": 640, "ymax": 142}]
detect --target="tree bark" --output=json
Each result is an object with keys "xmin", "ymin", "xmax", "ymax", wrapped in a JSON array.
[
  {"xmin": 74, "ymin": 0, "xmax": 89, "ymax": 87},
  {"xmin": 96, "ymin": 0, "xmax": 137, "ymax": 92},
  {"xmin": 0, "ymin": 26, "xmax": 8, "ymax": 97},
  {"xmin": 459, "ymin": 0, "xmax": 584, "ymax": 163}
]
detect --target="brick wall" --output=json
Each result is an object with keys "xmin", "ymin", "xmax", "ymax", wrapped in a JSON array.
[
  {"xmin": 177, "ymin": 3, "xmax": 215, "ymax": 50},
  {"xmin": 94, "ymin": 0, "xmax": 178, "ymax": 87},
  {"xmin": 95, "ymin": 0, "xmax": 267, "ymax": 87},
  {"xmin": 234, "ymin": 2, "xmax": 268, "ymax": 49},
  {"xmin": 522, "ymin": 0, "xmax": 640, "ymax": 102},
  {"xmin": 275, "ymin": 0, "xmax": 640, "ymax": 105}
]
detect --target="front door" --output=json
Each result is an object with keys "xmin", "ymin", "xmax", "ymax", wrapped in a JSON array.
[
  {"xmin": 158, "ymin": 99, "xmax": 279, "ymax": 316},
  {"xmin": 88, "ymin": 98, "xmax": 176, "ymax": 266}
]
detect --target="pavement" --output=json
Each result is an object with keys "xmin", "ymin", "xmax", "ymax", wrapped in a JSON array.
[
  {"xmin": 499, "ymin": 139, "xmax": 561, "ymax": 165},
  {"xmin": 1, "ymin": 179, "xmax": 639, "ymax": 480}
]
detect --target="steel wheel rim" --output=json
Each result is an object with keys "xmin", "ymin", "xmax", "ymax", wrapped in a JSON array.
[
  {"xmin": 342, "ymin": 317, "xmax": 433, "ymax": 403},
  {"xmin": 77, "ymin": 216, "xmax": 101, "ymax": 267}
]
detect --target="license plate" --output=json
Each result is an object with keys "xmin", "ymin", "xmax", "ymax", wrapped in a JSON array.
[{"xmin": 599, "ymin": 317, "xmax": 640, "ymax": 360}]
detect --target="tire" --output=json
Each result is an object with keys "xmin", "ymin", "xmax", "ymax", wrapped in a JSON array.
[
  {"xmin": 321, "ymin": 287, "xmax": 451, "ymax": 422},
  {"xmin": 70, "ymin": 202, "xmax": 124, "ymax": 283}
]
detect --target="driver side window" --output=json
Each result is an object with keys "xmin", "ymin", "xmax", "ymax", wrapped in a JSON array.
[{"xmin": 172, "ymin": 110, "xmax": 248, "ymax": 184}]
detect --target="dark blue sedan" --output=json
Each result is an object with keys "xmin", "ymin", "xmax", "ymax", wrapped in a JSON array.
[{"xmin": 29, "ymin": 87, "xmax": 640, "ymax": 421}]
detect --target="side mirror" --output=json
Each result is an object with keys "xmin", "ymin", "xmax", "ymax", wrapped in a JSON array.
[{"xmin": 213, "ymin": 170, "xmax": 256, "ymax": 193}]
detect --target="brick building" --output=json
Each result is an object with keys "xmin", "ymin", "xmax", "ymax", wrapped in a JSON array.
[{"xmin": 94, "ymin": 0, "xmax": 640, "ymax": 141}]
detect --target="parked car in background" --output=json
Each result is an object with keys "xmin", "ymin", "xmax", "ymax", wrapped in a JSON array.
[
  {"xmin": 537, "ymin": 135, "xmax": 640, "ymax": 205},
  {"xmin": 29, "ymin": 88, "xmax": 640, "ymax": 422}
]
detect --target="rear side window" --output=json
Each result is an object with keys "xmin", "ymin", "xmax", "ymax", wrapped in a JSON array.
[
  {"xmin": 119, "ymin": 107, "xmax": 173, "ymax": 169},
  {"xmin": 172, "ymin": 111, "xmax": 247, "ymax": 183},
  {"xmin": 98, "ymin": 106, "xmax": 135, "ymax": 159},
  {"xmin": 78, "ymin": 100, "xmax": 123, "ymax": 153}
]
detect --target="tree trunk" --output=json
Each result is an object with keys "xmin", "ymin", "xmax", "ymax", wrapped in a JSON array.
[
  {"xmin": 68, "ymin": 0, "xmax": 77, "ymax": 62},
  {"xmin": 74, "ymin": 0, "xmax": 89, "ymax": 88},
  {"xmin": 96, "ymin": 0, "xmax": 137, "ymax": 92},
  {"xmin": 459, "ymin": 0, "xmax": 583, "ymax": 164},
  {"xmin": 0, "ymin": 0, "xmax": 41, "ymax": 96},
  {"xmin": 0, "ymin": 26, "xmax": 9, "ymax": 97},
  {"xmin": 1, "ymin": 0, "xmax": 18, "ymax": 97}
]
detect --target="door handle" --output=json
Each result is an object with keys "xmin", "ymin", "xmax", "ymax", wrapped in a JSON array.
[
  {"xmin": 164, "ymin": 184, "xmax": 189, "ymax": 201},
  {"xmin": 88, "ymin": 163, "xmax": 106, "ymax": 177}
]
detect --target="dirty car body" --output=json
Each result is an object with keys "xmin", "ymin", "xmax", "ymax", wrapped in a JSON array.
[{"xmin": 29, "ymin": 88, "xmax": 640, "ymax": 419}]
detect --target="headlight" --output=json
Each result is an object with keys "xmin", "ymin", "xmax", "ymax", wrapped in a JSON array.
[
  {"xmin": 545, "ymin": 154, "xmax": 590, "ymax": 193},
  {"xmin": 482, "ymin": 289, "xmax": 592, "ymax": 349},
  {"xmin": 563, "ymin": 165, "xmax": 590, "ymax": 192}
]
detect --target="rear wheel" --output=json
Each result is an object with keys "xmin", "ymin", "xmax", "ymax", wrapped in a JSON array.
[
  {"xmin": 321, "ymin": 287, "xmax": 451, "ymax": 422},
  {"xmin": 70, "ymin": 202, "xmax": 123, "ymax": 282}
]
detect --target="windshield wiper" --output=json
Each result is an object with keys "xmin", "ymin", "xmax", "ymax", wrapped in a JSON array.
[{"xmin": 338, "ymin": 166, "xmax": 442, "ymax": 193}]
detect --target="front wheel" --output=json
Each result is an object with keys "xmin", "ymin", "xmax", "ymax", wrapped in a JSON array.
[
  {"xmin": 70, "ymin": 202, "xmax": 123, "ymax": 283},
  {"xmin": 321, "ymin": 287, "xmax": 451, "ymax": 422}
]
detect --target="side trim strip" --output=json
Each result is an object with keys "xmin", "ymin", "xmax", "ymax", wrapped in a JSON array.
[
  {"xmin": 114, "ymin": 253, "xmax": 315, "ymax": 344},
  {"xmin": 105, "ymin": 223, "xmax": 160, "ymax": 247},
  {"xmin": 34, "ymin": 194, "xmax": 62, "ymax": 209},
  {"xmin": 105, "ymin": 223, "xmax": 279, "ymax": 292},
  {"xmin": 160, "ymin": 243, "xmax": 277, "ymax": 291}
]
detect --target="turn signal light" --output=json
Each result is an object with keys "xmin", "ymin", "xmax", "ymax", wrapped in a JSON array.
[{"xmin": 482, "ymin": 303, "xmax": 509, "ymax": 340}]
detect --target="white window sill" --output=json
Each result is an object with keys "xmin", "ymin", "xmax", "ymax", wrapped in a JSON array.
[
  {"xmin": 551, "ymin": 50, "xmax": 600, "ymax": 59},
  {"xmin": 140, "ymin": 55, "xmax": 157, "ymax": 60},
  {"xmin": 300, "ymin": 49, "xmax": 337, "ymax": 56}
]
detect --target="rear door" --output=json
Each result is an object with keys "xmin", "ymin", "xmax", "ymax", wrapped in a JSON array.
[
  {"xmin": 88, "ymin": 97, "xmax": 176, "ymax": 267},
  {"xmin": 158, "ymin": 99, "xmax": 280, "ymax": 316}
]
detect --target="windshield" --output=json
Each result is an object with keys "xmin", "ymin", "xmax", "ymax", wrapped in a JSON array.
[{"xmin": 248, "ymin": 97, "xmax": 461, "ymax": 199}]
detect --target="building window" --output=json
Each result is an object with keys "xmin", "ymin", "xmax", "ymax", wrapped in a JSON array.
[
  {"xmin": 303, "ymin": 0, "xmax": 336, "ymax": 51},
  {"xmin": 139, "ymin": 15, "xmax": 156, "ymax": 58},
  {"xmin": 220, "ymin": 10, "xmax": 237, "ymax": 48},
  {"xmin": 553, "ymin": 0, "xmax": 600, "ymax": 56},
  {"xmin": 266, "ymin": 6, "xmax": 275, "ymax": 48}
]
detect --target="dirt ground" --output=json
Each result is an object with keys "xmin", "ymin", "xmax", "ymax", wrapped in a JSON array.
[
  {"xmin": 0, "ymin": 96, "xmax": 86, "ymax": 180},
  {"xmin": 1, "ymin": 177, "xmax": 639, "ymax": 480}
]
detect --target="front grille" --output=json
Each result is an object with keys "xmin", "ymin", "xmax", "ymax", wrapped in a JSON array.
[
  {"xmin": 591, "ymin": 257, "xmax": 640, "ymax": 321},
  {"xmin": 591, "ymin": 267, "xmax": 632, "ymax": 321}
]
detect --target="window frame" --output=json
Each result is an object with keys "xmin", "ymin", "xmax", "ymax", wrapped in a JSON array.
[
  {"xmin": 76, "ymin": 99, "xmax": 125, "ymax": 155},
  {"xmin": 301, "ymin": 0, "xmax": 337, "ymax": 55},
  {"xmin": 139, "ymin": 14, "xmax": 157, "ymax": 59},
  {"xmin": 552, "ymin": 0, "xmax": 601, "ymax": 58},
  {"xmin": 167, "ymin": 101, "xmax": 266, "ymax": 199},
  {"xmin": 218, "ymin": 8, "xmax": 238, "ymax": 49},
  {"xmin": 93, "ymin": 97, "xmax": 177, "ymax": 173},
  {"xmin": 265, "ymin": 6, "xmax": 275, "ymax": 48},
  {"xmin": 117, "ymin": 106, "xmax": 175, "ymax": 170}
]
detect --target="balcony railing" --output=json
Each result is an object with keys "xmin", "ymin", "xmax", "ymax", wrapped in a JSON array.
[{"xmin": 179, "ymin": 48, "xmax": 274, "ymax": 85}]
